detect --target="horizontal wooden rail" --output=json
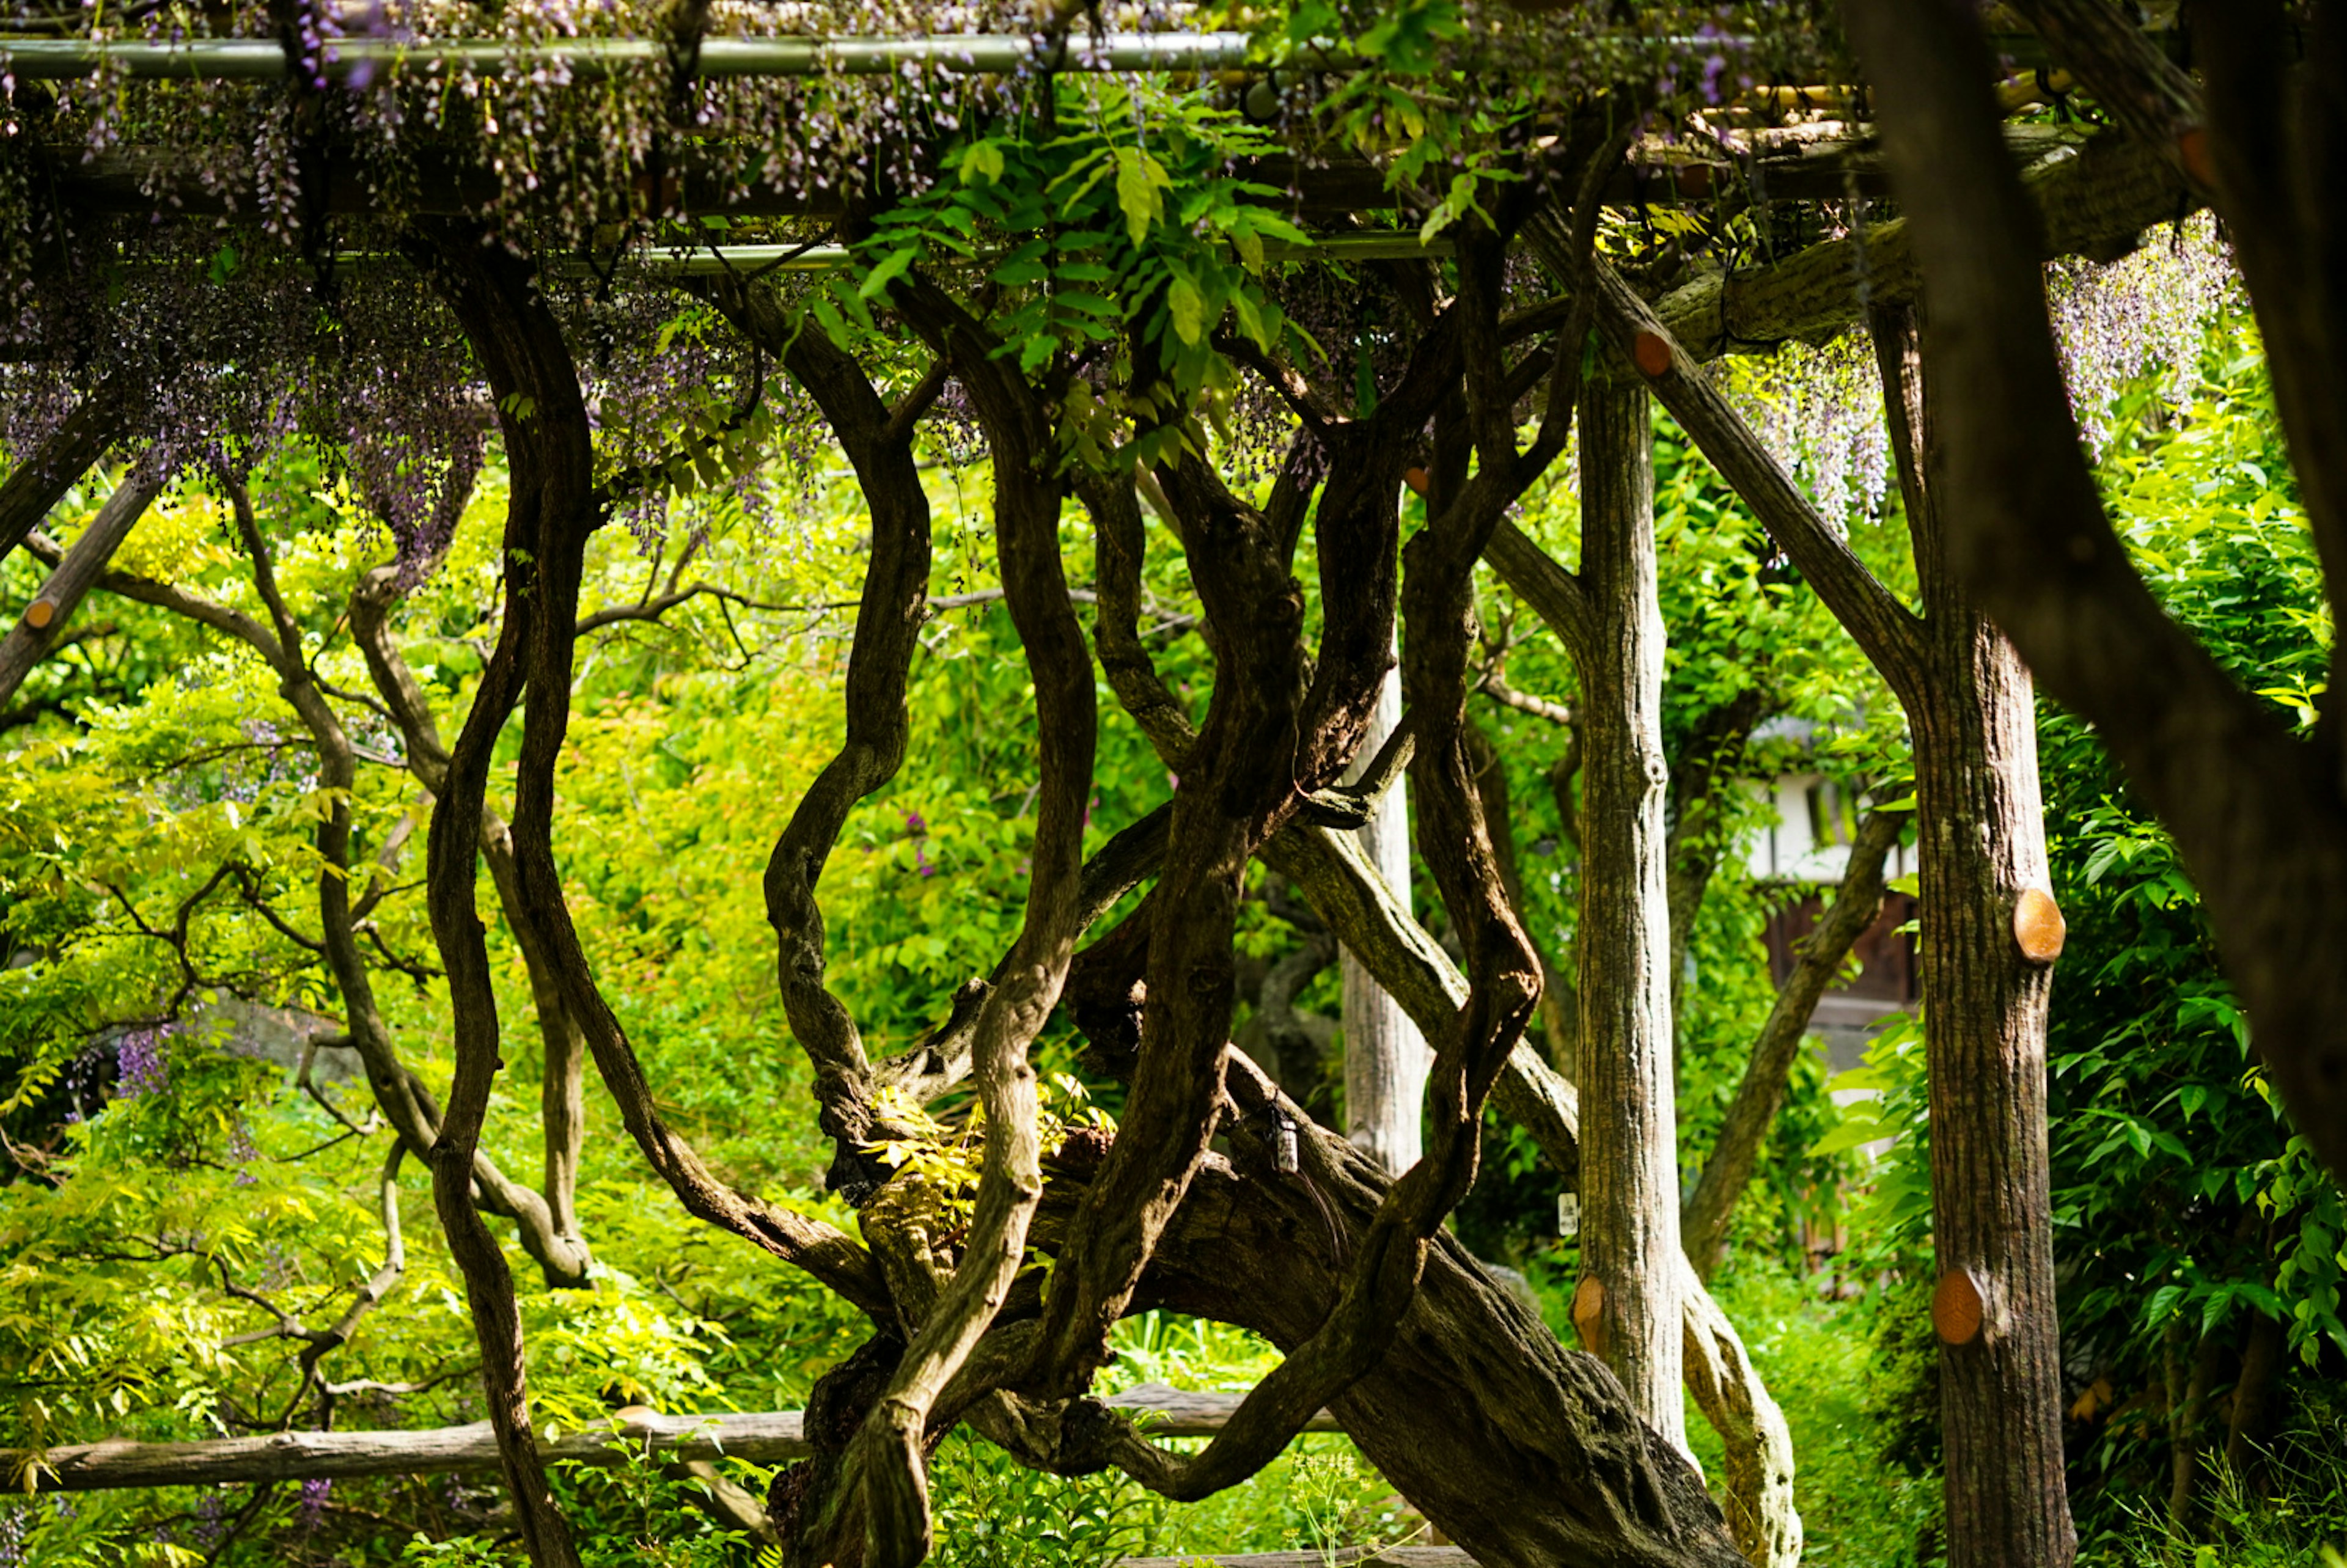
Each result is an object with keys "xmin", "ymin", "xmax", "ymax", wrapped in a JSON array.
[{"xmin": 12, "ymin": 1383, "xmax": 1339, "ymax": 1493}]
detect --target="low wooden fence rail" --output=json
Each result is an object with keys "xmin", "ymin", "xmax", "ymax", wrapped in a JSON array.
[{"xmin": 14, "ymin": 1383, "xmax": 1340, "ymax": 1494}]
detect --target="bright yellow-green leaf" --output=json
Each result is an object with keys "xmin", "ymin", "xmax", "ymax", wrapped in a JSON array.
[
  {"xmin": 1114, "ymin": 147, "xmax": 1172, "ymax": 250},
  {"xmin": 1167, "ymin": 272, "xmax": 1207, "ymax": 346}
]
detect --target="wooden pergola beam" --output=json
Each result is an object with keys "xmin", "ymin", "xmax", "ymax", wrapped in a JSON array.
[
  {"xmin": 1651, "ymin": 133, "xmax": 2198, "ymax": 357},
  {"xmin": 37, "ymin": 124, "xmax": 2086, "ymax": 225},
  {"xmin": 23, "ymin": 132, "xmax": 2192, "ymax": 379}
]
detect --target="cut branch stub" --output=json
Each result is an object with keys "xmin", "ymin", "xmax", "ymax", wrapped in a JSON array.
[
  {"xmin": 23, "ymin": 598, "xmax": 57, "ymax": 629},
  {"xmin": 1570, "ymin": 1276, "xmax": 1606, "ymax": 1356},
  {"xmin": 1932, "ymin": 1267, "xmax": 1994, "ymax": 1346},
  {"xmin": 2011, "ymin": 887, "xmax": 2066, "ymax": 964},
  {"xmin": 1631, "ymin": 331, "xmax": 1673, "ymax": 379},
  {"xmin": 2176, "ymin": 127, "xmax": 2213, "ymax": 187}
]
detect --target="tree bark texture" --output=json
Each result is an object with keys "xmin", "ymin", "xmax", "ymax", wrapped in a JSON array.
[
  {"xmin": 1470, "ymin": 486, "xmax": 1801, "ymax": 1562},
  {"xmin": 1565, "ymin": 379, "xmax": 1688, "ymax": 1459},
  {"xmin": 1676, "ymin": 1258, "xmax": 1798, "ymax": 1568},
  {"xmin": 1122, "ymin": 1079, "xmax": 1745, "ymax": 1568},
  {"xmin": 1343, "ymin": 658, "xmax": 1431, "ymax": 1174}
]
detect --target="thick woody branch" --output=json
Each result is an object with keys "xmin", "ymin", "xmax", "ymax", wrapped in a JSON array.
[
  {"xmin": 1028, "ymin": 442, "xmax": 1312, "ymax": 1409},
  {"xmin": 1094, "ymin": 221, "xmax": 1571, "ymax": 1504},
  {"xmin": 1081, "ymin": 472, "xmax": 1199, "ymax": 770},
  {"xmin": 1296, "ymin": 716, "xmax": 1416, "ymax": 830},
  {"xmin": 406, "ymin": 246, "xmax": 894, "ymax": 1327},
  {"xmin": 0, "ymin": 381, "xmax": 127, "ymax": 564},
  {"xmin": 406, "ymin": 218, "xmax": 589, "ymax": 1568},
  {"xmin": 693, "ymin": 273, "xmax": 941, "ymax": 1157},
  {"xmin": 348, "ymin": 562, "xmax": 594, "ymax": 1275},
  {"xmin": 869, "ymin": 803, "xmax": 1171, "ymax": 1105},
  {"xmin": 851, "ymin": 273, "xmax": 1097, "ymax": 1568},
  {"xmin": 0, "ymin": 464, "xmax": 163, "ymax": 709}
]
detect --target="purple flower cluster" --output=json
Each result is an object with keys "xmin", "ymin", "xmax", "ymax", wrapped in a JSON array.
[
  {"xmin": 904, "ymin": 809, "xmax": 937, "ymax": 877},
  {"xmin": 298, "ymin": 1476, "xmax": 332, "ymax": 1531},
  {"xmin": 114, "ymin": 1025, "xmax": 172, "ymax": 1099},
  {"xmin": 227, "ymin": 1118, "xmax": 261, "ymax": 1185},
  {"xmin": 2049, "ymin": 212, "xmax": 2236, "ymax": 455}
]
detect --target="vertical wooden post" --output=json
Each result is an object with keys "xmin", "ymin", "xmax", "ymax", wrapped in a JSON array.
[
  {"xmin": 1343, "ymin": 654, "xmax": 1431, "ymax": 1174},
  {"xmin": 1879, "ymin": 306, "xmax": 2074, "ymax": 1568},
  {"xmin": 1570, "ymin": 379, "xmax": 1688, "ymax": 1456}
]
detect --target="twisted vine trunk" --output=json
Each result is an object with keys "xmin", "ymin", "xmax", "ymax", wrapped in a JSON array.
[
  {"xmin": 410, "ymin": 223, "xmax": 599, "ymax": 1568},
  {"xmin": 1126, "ymin": 1099, "xmax": 1745, "ymax": 1568},
  {"xmin": 1565, "ymin": 379, "xmax": 1688, "ymax": 1457}
]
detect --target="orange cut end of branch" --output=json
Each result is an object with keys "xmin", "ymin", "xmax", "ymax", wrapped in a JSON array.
[
  {"xmin": 2013, "ymin": 886, "xmax": 2066, "ymax": 964},
  {"xmin": 23, "ymin": 598, "xmax": 56, "ymax": 630},
  {"xmin": 2178, "ymin": 127, "xmax": 2213, "ymax": 188},
  {"xmin": 1570, "ymin": 1275, "xmax": 1606, "ymax": 1354},
  {"xmin": 1403, "ymin": 466, "xmax": 1431, "ymax": 498},
  {"xmin": 1932, "ymin": 1269, "xmax": 1985, "ymax": 1346},
  {"xmin": 1631, "ymin": 331, "xmax": 1673, "ymax": 379}
]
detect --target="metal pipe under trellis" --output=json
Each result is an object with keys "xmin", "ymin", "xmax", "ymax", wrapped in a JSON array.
[{"xmin": 0, "ymin": 31, "xmax": 1271, "ymax": 80}]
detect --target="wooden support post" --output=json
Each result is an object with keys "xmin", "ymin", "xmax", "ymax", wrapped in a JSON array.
[
  {"xmin": 1568, "ymin": 378, "xmax": 1688, "ymax": 1457},
  {"xmin": 1342, "ymin": 654, "xmax": 1430, "ymax": 1174}
]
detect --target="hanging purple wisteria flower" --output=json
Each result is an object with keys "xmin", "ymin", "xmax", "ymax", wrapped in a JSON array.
[{"xmin": 114, "ymin": 1025, "xmax": 172, "ymax": 1099}]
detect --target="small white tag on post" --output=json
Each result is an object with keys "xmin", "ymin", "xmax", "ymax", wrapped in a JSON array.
[{"xmin": 1557, "ymin": 1192, "xmax": 1581, "ymax": 1238}]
